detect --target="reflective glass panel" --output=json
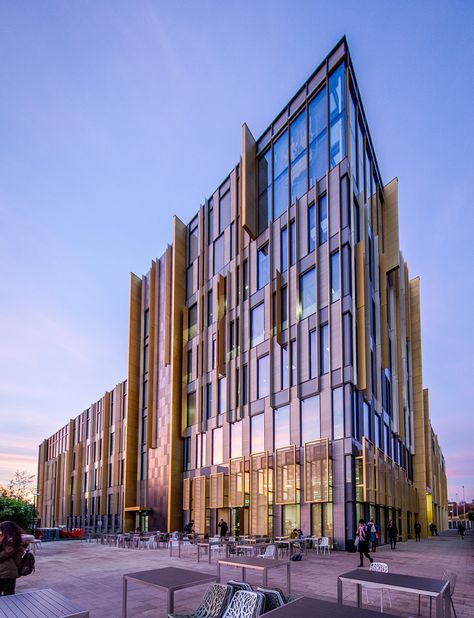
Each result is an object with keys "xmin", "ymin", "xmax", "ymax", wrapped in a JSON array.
[
  {"xmin": 301, "ymin": 395, "xmax": 320, "ymax": 445},
  {"xmin": 332, "ymin": 387, "xmax": 344, "ymax": 439},
  {"xmin": 213, "ymin": 426, "xmax": 223, "ymax": 464},
  {"xmin": 251, "ymin": 303, "xmax": 265, "ymax": 347},
  {"xmin": 231, "ymin": 421, "xmax": 243, "ymax": 459},
  {"xmin": 219, "ymin": 190, "xmax": 231, "ymax": 233},
  {"xmin": 187, "ymin": 391, "xmax": 196, "ymax": 426},
  {"xmin": 329, "ymin": 64, "xmax": 346, "ymax": 168},
  {"xmin": 273, "ymin": 131, "xmax": 289, "ymax": 219},
  {"xmin": 257, "ymin": 354, "xmax": 270, "ymax": 399},
  {"xmin": 331, "ymin": 251, "xmax": 340, "ymax": 302},
  {"xmin": 280, "ymin": 227, "xmax": 288, "ymax": 272},
  {"xmin": 319, "ymin": 194, "xmax": 328, "ymax": 244},
  {"xmin": 310, "ymin": 329, "xmax": 317, "ymax": 379},
  {"xmin": 300, "ymin": 268, "xmax": 316, "ymax": 319},
  {"xmin": 281, "ymin": 345, "xmax": 288, "ymax": 389},
  {"xmin": 251, "ymin": 413, "xmax": 265, "ymax": 453},
  {"xmin": 274, "ymin": 405, "xmax": 290, "ymax": 449},
  {"xmin": 309, "ymin": 88, "xmax": 327, "ymax": 186},
  {"xmin": 257, "ymin": 244, "xmax": 269, "ymax": 290},
  {"xmin": 308, "ymin": 204, "xmax": 316, "ymax": 252},
  {"xmin": 320, "ymin": 324, "xmax": 329, "ymax": 374}
]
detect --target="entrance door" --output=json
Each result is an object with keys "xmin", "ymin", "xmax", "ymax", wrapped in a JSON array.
[{"xmin": 231, "ymin": 507, "xmax": 248, "ymax": 537}]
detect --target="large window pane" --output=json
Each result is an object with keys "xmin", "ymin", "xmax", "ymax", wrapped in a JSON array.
[
  {"xmin": 213, "ymin": 426, "xmax": 223, "ymax": 464},
  {"xmin": 319, "ymin": 194, "xmax": 328, "ymax": 245},
  {"xmin": 320, "ymin": 323, "xmax": 329, "ymax": 374},
  {"xmin": 331, "ymin": 251, "xmax": 340, "ymax": 302},
  {"xmin": 188, "ymin": 219, "xmax": 199, "ymax": 264},
  {"xmin": 213, "ymin": 234, "xmax": 225, "ymax": 275},
  {"xmin": 188, "ymin": 303, "xmax": 197, "ymax": 339},
  {"xmin": 257, "ymin": 354, "xmax": 270, "ymax": 399},
  {"xmin": 301, "ymin": 395, "xmax": 320, "ymax": 445},
  {"xmin": 349, "ymin": 93, "xmax": 357, "ymax": 188},
  {"xmin": 251, "ymin": 413, "xmax": 265, "ymax": 453},
  {"xmin": 280, "ymin": 227, "xmax": 288, "ymax": 272},
  {"xmin": 308, "ymin": 204, "xmax": 316, "ymax": 252},
  {"xmin": 257, "ymin": 244, "xmax": 269, "ymax": 290},
  {"xmin": 251, "ymin": 303, "xmax": 265, "ymax": 347},
  {"xmin": 290, "ymin": 220, "xmax": 296, "ymax": 266},
  {"xmin": 231, "ymin": 421, "xmax": 243, "ymax": 459},
  {"xmin": 218, "ymin": 377, "xmax": 226, "ymax": 414},
  {"xmin": 281, "ymin": 345, "xmax": 288, "ymax": 389},
  {"xmin": 332, "ymin": 387, "xmax": 344, "ymax": 439},
  {"xmin": 309, "ymin": 87, "xmax": 327, "ymax": 186},
  {"xmin": 290, "ymin": 110, "xmax": 307, "ymax": 204},
  {"xmin": 329, "ymin": 64, "xmax": 346, "ymax": 168},
  {"xmin": 290, "ymin": 340, "xmax": 297, "ymax": 386},
  {"xmin": 273, "ymin": 131, "xmax": 289, "ymax": 219},
  {"xmin": 219, "ymin": 190, "xmax": 231, "ymax": 233},
  {"xmin": 300, "ymin": 268, "xmax": 316, "ymax": 319},
  {"xmin": 258, "ymin": 150, "xmax": 272, "ymax": 235},
  {"xmin": 309, "ymin": 330, "xmax": 317, "ymax": 379},
  {"xmin": 187, "ymin": 391, "xmax": 196, "ymax": 427},
  {"xmin": 274, "ymin": 405, "xmax": 290, "ymax": 449}
]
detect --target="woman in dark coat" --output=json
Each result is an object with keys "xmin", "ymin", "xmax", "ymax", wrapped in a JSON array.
[
  {"xmin": 356, "ymin": 518, "xmax": 373, "ymax": 567},
  {"xmin": 0, "ymin": 521, "xmax": 25, "ymax": 595},
  {"xmin": 387, "ymin": 519, "xmax": 398, "ymax": 549}
]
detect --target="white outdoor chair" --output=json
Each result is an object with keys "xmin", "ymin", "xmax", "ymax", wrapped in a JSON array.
[
  {"xmin": 418, "ymin": 570, "xmax": 457, "ymax": 618},
  {"xmin": 318, "ymin": 537, "xmax": 330, "ymax": 555},
  {"xmin": 364, "ymin": 562, "xmax": 391, "ymax": 613},
  {"xmin": 140, "ymin": 534, "xmax": 157, "ymax": 549},
  {"xmin": 221, "ymin": 590, "xmax": 265, "ymax": 618},
  {"xmin": 256, "ymin": 544, "xmax": 277, "ymax": 559}
]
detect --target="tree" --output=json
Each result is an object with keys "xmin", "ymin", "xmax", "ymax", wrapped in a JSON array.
[
  {"xmin": 0, "ymin": 470, "xmax": 36, "ymax": 531},
  {"xmin": 0, "ymin": 470, "xmax": 36, "ymax": 501}
]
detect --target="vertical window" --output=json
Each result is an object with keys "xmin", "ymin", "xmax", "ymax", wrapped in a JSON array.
[
  {"xmin": 301, "ymin": 395, "xmax": 320, "ymax": 444},
  {"xmin": 231, "ymin": 421, "xmax": 243, "ymax": 459},
  {"xmin": 358, "ymin": 123, "xmax": 365, "ymax": 202},
  {"xmin": 308, "ymin": 204, "xmax": 316, "ymax": 252},
  {"xmin": 213, "ymin": 427, "xmax": 224, "ymax": 464},
  {"xmin": 290, "ymin": 340, "xmax": 297, "ymax": 386},
  {"xmin": 299, "ymin": 268, "xmax": 316, "ymax": 319},
  {"xmin": 320, "ymin": 323, "xmax": 329, "ymax": 374},
  {"xmin": 309, "ymin": 87, "xmax": 328, "ymax": 186},
  {"xmin": 186, "ymin": 265, "xmax": 194, "ymax": 299},
  {"xmin": 274, "ymin": 405, "xmax": 290, "ymax": 449},
  {"xmin": 187, "ymin": 349, "xmax": 193, "ymax": 384},
  {"xmin": 250, "ymin": 303, "xmax": 265, "ymax": 347},
  {"xmin": 290, "ymin": 110, "xmax": 307, "ymax": 204},
  {"xmin": 218, "ymin": 377, "xmax": 227, "ymax": 414},
  {"xmin": 281, "ymin": 286, "xmax": 288, "ymax": 330},
  {"xmin": 243, "ymin": 259, "xmax": 249, "ymax": 300},
  {"xmin": 187, "ymin": 392, "xmax": 196, "ymax": 426},
  {"xmin": 273, "ymin": 130, "xmax": 289, "ymax": 219},
  {"xmin": 342, "ymin": 245, "xmax": 352, "ymax": 297},
  {"xmin": 363, "ymin": 401, "xmax": 371, "ymax": 441},
  {"xmin": 188, "ymin": 218, "xmax": 199, "ymax": 264},
  {"xmin": 219, "ymin": 190, "xmax": 231, "ymax": 233},
  {"xmin": 329, "ymin": 64, "xmax": 346, "ymax": 168},
  {"xmin": 258, "ymin": 150, "xmax": 272, "ymax": 235},
  {"xmin": 281, "ymin": 345, "xmax": 288, "ymax": 389},
  {"xmin": 330, "ymin": 251, "xmax": 340, "ymax": 302},
  {"xmin": 206, "ymin": 382, "xmax": 212, "ymax": 419},
  {"xmin": 280, "ymin": 227, "xmax": 288, "ymax": 272},
  {"xmin": 332, "ymin": 387, "xmax": 344, "ymax": 439},
  {"xmin": 319, "ymin": 194, "xmax": 328, "ymax": 244},
  {"xmin": 374, "ymin": 414, "xmax": 381, "ymax": 449},
  {"xmin": 343, "ymin": 313, "xmax": 353, "ymax": 367},
  {"xmin": 207, "ymin": 201, "xmax": 214, "ymax": 245},
  {"xmin": 257, "ymin": 244, "xmax": 269, "ymax": 289},
  {"xmin": 207, "ymin": 289, "xmax": 213, "ymax": 326},
  {"xmin": 309, "ymin": 330, "xmax": 317, "ymax": 379},
  {"xmin": 257, "ymin": 355, "xmax": 270, "ymax": 399},
  {"xmin": 251, "ymin": 413, "xmax": 265, "ymax": 453},
  {"xmin": 289, "ymin": 220, "xmax": 296, "ymax": 267},
  {"xmin": 213, "ymin": 234, "xmax": 225, "ymax": 275},
  {"xmin": 349, "ymin": 93, "xmax": 357, "ymax": 187},
  {"xmin": 188, "ymin": 303, "xmax": 197, "ymax": 339},
  {"xmin": 242, "ymin": 364, "xmax": 248, "ymax": 405}
]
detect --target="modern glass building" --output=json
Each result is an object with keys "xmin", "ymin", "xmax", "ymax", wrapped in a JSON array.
[{"xmin": 37, "ymin": 37, "xmax": 448, "ymax": 546}]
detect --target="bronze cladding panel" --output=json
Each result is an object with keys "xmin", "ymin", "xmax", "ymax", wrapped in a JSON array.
[
  {"xmin": 167, "ymin": 217, "xmax": 187, "ymax": 532},
  {"xmin": 395, "ymin": 276, "xmax": 404, "ymax": 438},
  {"xmin": 100, "ymin": 392, "xmax": 110, "ymax": 514},
  {"xmin": 147, "ymin": 261, "xmax": 157, "ymax": 448},
  {"xmin": 355, "ymin": 241, "xmax": 366, "ymax": 390},
  {"xmin": 379, "ymin": 253, "xmax": 388, "ymax": 368},
  {"xmin": 241, "ymin": 123, "xmax": 258, "ymax": 239},
  {"xmin": 382, "ymin": 178, "xmax": 400, "ymax": 273},
  {"xmin": 123, "ymin": 273, "xmax": 142, "ymax": 530},
  {"xmin": 164, "ymin": 245, "xmax": 172, "ymax": 365}
]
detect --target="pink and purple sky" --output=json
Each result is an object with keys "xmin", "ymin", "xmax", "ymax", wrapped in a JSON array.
[{"xmin": 1, "ymin": 1, "xmax": 473, "ymax": 503}]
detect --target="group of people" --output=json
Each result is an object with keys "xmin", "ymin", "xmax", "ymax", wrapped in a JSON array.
[
  {"xmin": 0, "ymin": 520, "xmax": 26, "ymax": 596},
  {"xmin": 183, "ymin": 518, "xmax": 229, "ymax": 539},
  {"xmin": 355, "ymin": 517, "xmax": 424, "ymax": 566}
]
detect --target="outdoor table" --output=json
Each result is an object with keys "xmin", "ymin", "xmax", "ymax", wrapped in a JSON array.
[
  {"xmin": 169, "ymin": 538, "xmax": 194, "ymax": 557},
  {"xmin": 122, "ymin": 566, "xmax": 217, "ymax": 616},
  {"xmin": 265, "ymin": 595, "xmax": 404, "ymax": 617},
  {"xmin": 197, "ymin": 540, "xmax": 231, "ymax": 563},
  {"xmin": 217, "ymin": 556, "xmax": 292, "ymax": 593},
  {"xmin": 0, "ymin": 588, "xmax": 89, "ymax": 617},
  {"xmin": 235, "ymin": 542, "xmax": 271, "ymax": 557},
  {"xmin": 337, "ymin": 569, "xmax": 451, "ymax": 618},
  {"xmin": 275, "ymin": 538, "xmax": 308, "ymax": 558}
]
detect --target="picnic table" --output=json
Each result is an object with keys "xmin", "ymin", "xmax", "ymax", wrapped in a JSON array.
[
  {"xmin": 122, "ymin": 566, "xmax": 217, "ymax": 616},
  {"xmin": 217, "ymin": 556, "xmax": 292, "ymax": 593},
  {"xmin": 0, "ymin": 588, "xmax": 89, "ymax": 617},
  {"xmin": 337, "ymin": 569, "xmax": 451, "ymax": 618},
  {"xmin": 265, "ymin": 595, "xmax": 404, "ymax": 617}
]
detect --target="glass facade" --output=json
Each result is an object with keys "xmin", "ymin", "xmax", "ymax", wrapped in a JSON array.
[
  {"xmin": 300, "ymin": 268, "xmax": 316, "ymax": 319},
  {"xmin": 251, "ymin": 413, "xmax": 265, "ymax": 453},
  {"xmin": 257, "ymin": 354, "xmax": 270, "ymax": 399},
  {"xmin": 301, "ymin": 395, "xmax": 320, "ymax": 444},
  {"xmin": 274, "ymin": 405, "xmax": 290, "ymax": 449},
  {"xmin": 251, "ymin": 303, "xmax": 265, "ymax": 347},
  {"xmin": 273, "ymin": 131, "xmax": 288, "ymax": 220}
]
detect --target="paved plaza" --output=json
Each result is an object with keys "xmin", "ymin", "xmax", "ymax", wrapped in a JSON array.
[{"xmin": 16, "ymin": 531, "xmax": 473, "ymax": 617}]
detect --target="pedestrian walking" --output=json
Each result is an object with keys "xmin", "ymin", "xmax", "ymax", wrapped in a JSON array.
[
  {"xmin": 387, "ymin": 519, "xmax": 398, "ymax": 549},
  {"xmin": 414, "ymin": 521, "xmax": 422, "ymax": 542},
  {"xmin": 217, "ymin": 518, "xmax": 228, "ymax": 538},
  {"xmin": 367, "ymin": 519, "xmax": 378, "ymax": 552},
  {"xmin": 457, "ymin": 522, "xmax": 466, "ymax": 540},
  {"xmin": 0, "ymin": 521, "xmax": 25, "ymax": 596},
  {"xmin": 356, "ymin": 518, "xmax": 373, "ymax": 567}
]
